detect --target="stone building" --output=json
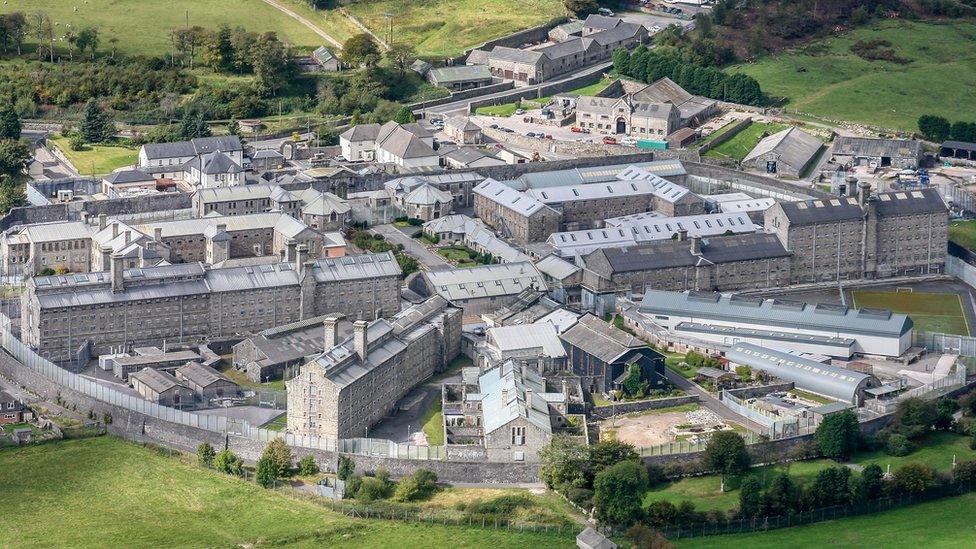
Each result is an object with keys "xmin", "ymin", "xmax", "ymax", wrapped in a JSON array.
[
  {"xmin": 575, "ymin": 96, "xmax": 679, "ymax": 138},
  {"xmin": 481, "ymin": 322, "xmax": 568, "ymax": 374},
  {"xmin": 742, "ymin": 127, "xmax": 824, "ymax": 178},
  {"xmin": 473, "ymin": 179, "xmax": 561, "ymax": 244},
  {"xmin": 560, "ymin": 314, "xmax": 666, "ymax": 395},
  {"xmin": 2, "ymin": 221, "xmax": 93, "ymax": 276},
  {"xmin": 831, "ymin": 136, "xmax": 923, "ymax": 169},
  {"xmin": 764, "ymin": 185, "xmax": 948, "ymax": 283},
  {"xmin": 21, "ymin": 250, "xmax": 402, "ymax": 363},
  {"xmin": 193, "ymin": 184, "xmax": 351, "ymax": 231},
  {"xmin": 413, "ymin": 262, "xmax": 548, "ymax": 316},
  {"xmin": 285, "ymin": 296, "xmax": 462, "ymax": 439},
  {"xmin": 233, "ymin": 314, "xmax": 353, "ymax": 383},
  {"xmin": 580, "ymin": 232, "xmax": 792, "ymax": 314},
  {"xmin": 129, "ymin": 368, "xmax": 193, "ymax": 407},
  {"xmin": 174, "ymin": 362, "xmax": 242, "ymax": 402}
]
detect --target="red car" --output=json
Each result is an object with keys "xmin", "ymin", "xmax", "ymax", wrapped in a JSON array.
[
  {"xmin": 571, "ymin": 126, "xmax": 583, "ymax": 133},
  {"xmin": 602, "ymin": 136, "xmax": 617, "ymax": 145}
]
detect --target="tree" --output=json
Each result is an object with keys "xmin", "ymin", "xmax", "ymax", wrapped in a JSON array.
[
  {"xmin": 392, "ymin": 469, "xmax": 439, "ymax": 502},
  {"xmin": 815, "ymin": 410, "xmax": 860, "ymax": 460},
  {"xmin": 0, "ymin": 102, "xmax": 21, "ymax": 140},
  {"xmin": 2, "ymin": 12, "xmax": 28, "ymax": 55},
  {"xmin": 702, "ymin": 432, "xmax": 750, "ymax": 491},
  {"xmin": 593, "ymin": 460, "xmax": 649, "ymax": 526},
  {"xmin": 856, "ymin": 463, "xmax": 884, "ymax": 501},
  {"xmin": 75, "ymin": 27, "xmax": 100, "ymax": 60},
  {"xmin": 738, "ymin": 477, "xmax": 762, "ymax": 518},
  {"xmin": 892, "ymin": 462, "xmax": 937, "ymax": 494},
  {"xmin": 255, "ymin": 456, "xmax": 277, "ymax": 488},
  {"xmin": 539, "ymin": 434, "xmax": 591, "ymax": 491},
  {"xmin": 385, "ymin": 43, "xmax": 416, "ymax": 75},
  {"xmin": 589, "ymin": 439, "xmax": 640, "ymax": 479},
  {"xmin": 297, "ymin": 455, "xmax": 319, "ymax": 476},
  {"xmin": 622, "ymin": 362, "xmax": 649, "ymax": 398},
  {"xmin": 917, "ymin": 115, "xmax": 951, "ymax": 142},
  {"xmin": 204, "ymin": 25, "xmax": 235, "ymax": 72},
  {"xmin": 0, "ymin": 139, "xmax": 30, "ymax": 177},
  {"xmin": 355, "ymin": 476, "xmax": 392, "ymax": 501},
  {"xmin": 891, "ymin": 398, "xmax": 938, "ymax": 440},
  {"xmin": 252, "ymin": 32, "xmax": 292, "ymax": 96},
  {"xmin": 613, "ymin": 48, "xmax": 631, "ymax": 76},
  {"xmin": 79, "ymin": 100, "xmax": 114, "ymax": 143},
  {"xmin": 196, "ymin": 442, "xmax": 216, "ymax": 467},
  {"xmin": 261, "ymin": 437, "xmax": 293, "ymax": 478},
  {"xmin": 627, "ymin": 524, "xmax": 675, "ymax": 549},
  {"xmin": 177, "ymin": 110, "xmax": 212, "ymax": 140},
  {"xmin": 342, "ymin": 34, "xmax": 380, "ymax": 67},
  {"xmin": 32, "ymin": 11, "xmax": 55, "ymax": 63},
  {"xmin": 811, "ymin": 466, "xmax": 853, "ymax": 507},
  {"xmin": 934, "ymin": 397, "xmax": 960, "ymax": 431},
  {"xmin": 337, "ymin": 455, "xmax": 355, "ymax": 480},
  {"xmin": 0, "ymin": 174, "xmax": 26, "ymax": 215},
  {"xmin": 761, "ymin": 472, "xmax": 798, "ymax": 516},
  {"xmin": 393, "ymin": 105, "xmax": 415, "ymax": 124},
  {"xmin": 214, "ymin": 449, "xmax": 243, "ymax": 476},
  {"xmin": 563, "ymin": 0, "xmax": 599, "ymax": 16}
]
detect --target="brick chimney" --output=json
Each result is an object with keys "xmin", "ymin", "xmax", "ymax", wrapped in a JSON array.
[
  {"xmin": 858, "ymin": 181, "xmax": 871, "ymax": 208},
  {"xmin": 323, "ymin": 314, "xmax": 343, "ymax": 350},
  {"xmin": 353, "ymin": 320, "xmax": 368, "ymax": 362},
  {"xmin": 285, "ymin": 239, "xmax": 297, "ymax": 262},
  {"xmin": 111, "ymin": 254, "xmax": 125, "ymax": 293},
  {"xmin": 124, "ymin": 230, "xmax": 131, "ymax": 245},
  {"xmin": 296, "ymin": 244, "xmax": 309, "ymax": 277},
  {"xmin": 690, "ymin": 235, "xmax": 702, "ymax": 255},
  {"xmin": 98, "ymin": 214, "xmax": 107, "ymax": 232},
  {"xmin": 676, "ymin": 228, "xmax": 688, "ymax": 242},
  {"xmin": 111, "ymin": 222, "xmax": 119, "ymax": 239}
]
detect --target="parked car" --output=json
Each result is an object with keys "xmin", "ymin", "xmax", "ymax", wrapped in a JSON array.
[
  {"xmin": 501, "ymin": 127, "xmax": 515, "ymax": 133},
  {"xmin": 526, "ymin": 131, "xmax": 537, "ymax": 138},
  {"xmin": 489, "ymin": 124, "xmax": 499, "ymax": 129},
  {"xmin": 515, "ymin": 108, "xmax": 526, "ymax": 115},
  {"xmin": 597, "ymin": 7, "xmax": 615, "ymax": 16},
  {"xmin": 571, "ymin": 126, "xmax": 583, "ymax": 133},
  {"xmin": 603, "ymin": 136, "xmax": 617, "ymax": 145},
  {"xmin": 544, "ymin": 134, "xmax": 553, "ymax": 140}
]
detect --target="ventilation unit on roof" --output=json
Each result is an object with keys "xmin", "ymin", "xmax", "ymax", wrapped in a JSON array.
[
  {"xmin": 729, "ymin": 295, "xmax": 763, "ymax": 308},
  {"xmin": 857, "ymin": 308, "xmax": 893, "ymax": 320},
  {"xmin": 815, "ymin": 303, "xmax": 849, "ymax": 316},
  {"xmin": 687, "ymin": 291, "xmax": 720, "ymax": 303}
]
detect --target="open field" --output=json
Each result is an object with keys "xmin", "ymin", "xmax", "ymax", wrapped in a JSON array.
[
  {"xmin": 0, "ymin": 437, "xmax": 574, "ymax": 547},
  {"xmin": 475, "ymin": 77, "xmax": 615, "ymax": 116},
  {"xmin": 342, "ymin": 0, "xmax": 566, "ymax": 57},
  {"xmin": 679, "ymin": 492, "xmax": 976, "ymax": 548},
  {"xmin": 0, "ymin": 0, "xmax": 323, "ymax": 57},
  {"xmin": 703, "ymin": 121, "xmax": 787, "ymax": 160},
  {"xmin": 949, "ymin": 220, "xmax": 976, "ymax": 253},
  {"xmin": 851, "ymin": 289, "xmax": 970, "ymax": 335},
  {"xmin": 730, "ymin": 20, "xmax": 976, "ymax": 132},
  {"xmin": 49, "ymin": 136, "xmax": 139, "ymax": 176},
  {"xmin": 853, "ymin": 431, "xmax": 976, "ymax": 473}
]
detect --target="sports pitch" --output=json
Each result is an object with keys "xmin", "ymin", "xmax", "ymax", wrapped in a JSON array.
[{"xmin": 851, "ymin": 289, "xmax": 971, "ymax": 336}]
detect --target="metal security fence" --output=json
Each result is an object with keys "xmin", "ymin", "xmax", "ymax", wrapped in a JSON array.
[
  {"xmin": 0, "ymin": 313, "xmax": 446, "ymax": 461},
  {"xmin": 720, "ymin": 391, "xmax": 819, "ymax": 439},
  {"xmin": 914, "ymin": 329, "xmax": 976, "ymax": 357}
]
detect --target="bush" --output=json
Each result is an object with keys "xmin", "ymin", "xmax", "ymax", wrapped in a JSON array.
[
  {"xmin": 886, "ymin": 433, "xmax": 914, "ymax": 456},
  {"xmin": 954, "ymin": 459, "xmax": 976, "ymax": 483},
  {"xmin": 644, "ymin": 500, "xmax": 677, "ymax": 528},
  {"xmin": 255, "ymin": 456, "xmax": 277, "ymax": 488},
  {"xmin": 627, "ymin": 523, "xmax": 674, "ymax": 549},
  {"xmin": 261, "ymin": 438, "xmax": 293, "ymax": 478},
  {"xmin": 355, "ymin": 474, "xmax": 393, "ymax": 501},
  {"xmin": 298, "ymin": 455, "xmax": 319, "ymax": 476},
  {"xmin": 567, "ymin": 488, "xmax": 595, "ymax": 509},
  {"xmin": 344, "ymin": 474, "xmax": 362, "ymax": 498},
  {"xmin": 407, "ymin": 218, "xmax": 423, "ymax": 226},
  {"xmin": 69, "ymin": 134, "xmax": 86, "ymax": 151},
  {"xmin": 466, "ymin": 494, "xmax": 534, "ymax": 515},
  {"xmin": 197, "ymin": 442, "xmax": 216, "ymax": 467},
  {"xmin": 337, "ymin": 455, "xmax": 355, "ymax": 480},
  {"xmin": 392, "ymin": 469, "xmax": 438, "ymax": 502},
  {"xmin": 593, "ymin": 460, "xmax": 649, "ymax": 527},
  {"xmin": 214, "ymin": 449, "xmax": 243, "ymax": 476},
  {"xmin": 892, "ymin": 462, "xmax": 937, "ymax": 494},
  {"xmin": 815, "ymin": 410, "xmax": 860, "ymax": 460}
]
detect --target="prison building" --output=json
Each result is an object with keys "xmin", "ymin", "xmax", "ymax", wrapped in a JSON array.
[
  {"xmin": 831, "ymin": 136, "xmax": 923, "ymax": 170},
  {"xmin": 233, "ymin": 314, "xmax": 354, "ymax": 383},
  {"xmin": 286, "ymin": 296, "xmax": 462, "ymax": 439},
  {"xmin": 129, "ymin": 367, "xmax": 193, "ymax": 407},
  {"xmin": 559, "ymin": 313, "xmax": 666, "ymax": 395},
  {"xmin": 412, "ymin": 262, "xmax": 548, "ymax": 316},
  {"xmin": 473, "ymin": 179, "xmax": 561, "ymax": 244},
  {"xmin": 481, "ymin": 322, "xmax": 568, "ymax": 374},
  {"xmin": 174, "ymin": 362, "xmax": 242, "ymax": 401},
  {"xmin": 725, "ymin": 343, "xmax": 881, "ymax": 405},
  {"xmin": 639, "ymin": 290, "xmax": 913, "ymax": 358}
]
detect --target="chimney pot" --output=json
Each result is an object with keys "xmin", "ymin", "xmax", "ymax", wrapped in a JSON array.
[
  {"xmin": 111, "ymin": 222, "xmax": 119, "ymax": 239},
  {"xmin": 691, "ymin": 235, "xmax": 702, "ymax": 255},
  {"xmin": 296, "ymin": 244, "xmax": 310, "ymax": 276},
  {"xmin": 323, "ymin": 315, "xmax": 343, "ymax": 350},
  {"xmin": 353, "ymin": 320, "xmax": 368, "ymax": 362},
  {"xmin": 677, "ymin": 229, "xmax": 688, "ymax": 242},
  {"xmin": 153, "ymin": 227, "xmax": 162, "ymax": 242}
]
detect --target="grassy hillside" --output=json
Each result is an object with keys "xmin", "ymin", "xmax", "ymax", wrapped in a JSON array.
[
  {"xmin": 0, "ymin": 0, "xmax": 324, "ymax": 57},
  {"xmin": 679, "ymin": 492, "xmax": 976, "ymax": 548},
  {"xmin": 730, "ymin": 20, "xmax": 976, "ymax": 131},
  {"xmin": 0, "ymin": 437, "xmax": 575, "ymax": 548},
  {"xmin": 342, "ymin": 0, "xmax": 566, "ymax": 57}
]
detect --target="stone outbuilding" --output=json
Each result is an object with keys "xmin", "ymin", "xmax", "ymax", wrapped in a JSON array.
[
  {"xmin": 742, "ymin": 126, "xmax": 824, "ymax": 178},
  {"xmin": 444, "ymin": 117, "xmax": 483, "ymax": 145},
  {"xmin": 175, "ymin": 362, "xmax": 242, "ymax": 402}
]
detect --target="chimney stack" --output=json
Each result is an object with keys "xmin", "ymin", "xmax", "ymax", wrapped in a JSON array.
[
  {"xmin": 676, "ymin": 229, "xmax": 688, "ymax": 242},
  {"xmin": 690, "ymin": 235, "xmax": 702, "ymax": 255},
  {"xmin": 98, "ymin": 214, "xmax": 107, "ymax": 232},
  {"xmin": 110, "ymin": 254, "xmax": 125, "ymax": 293},
  {"xmin": 124, "ymin": 230, "xmax": 131, "ymax": 245},
  {"xmin": 111, "ymin": 222, "xmax": 119, "ymax": 239},
  {"xmin": 562, "ymin": 378, "xmax": 569, "ymax": 400},
  {"xmin": 285, "ymin": 240, "xmax": 298, "ymax": 262},
  {"xmin": 858, "ymin": 181, "xmax": 871, "ymax": 208},
  {"xmin": 323, "ymin": 314, "xmax": 344, "ymax": 350},
  {"xmin": 153, "ymin": 227, "xmax": 162, "ymax": 242},
  {"xmin": 353, "ymin": 320, "xmax": 369, "ymax": 362},
  {"xmin": 296, "ymin": 244, "xmax": 309, "ymax": 276}
]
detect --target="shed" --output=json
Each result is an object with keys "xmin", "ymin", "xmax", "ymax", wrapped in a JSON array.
[
  {"xmin": 743, "ymin": 127, "xmax": 824, "ymax": 177},
  {"xmin": 175, "ymin": 362, "xmax": 241, "ymax": 401},
  {"xmin": 577, "ymin": 527, "xmax": 616, "ymax": 549},
  {"xmin": 939, "ymin": 140, "xmax": 976, "ymax": 161}
]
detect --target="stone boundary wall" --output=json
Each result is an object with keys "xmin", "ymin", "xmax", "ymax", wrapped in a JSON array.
[
  {"xmin": 590, "ymin": 395, "xmax": 699, "ymax": 420},
  {"xmin": 448, "ymin": 17, "xmax": 571, "ymax": 65},
  {"xmin": 724, "ymin": 382, "xmax": 796, "ymax": 400},
  {"xmin": 0, "ymin": 192, "xmax": 192, "ymax": 232},
  {"xmin": 0, "ymin": 352, "xmax": 539, "ymax": 482},
  {"xmin": 683, "ymin": 161, "xmax": 831, "ymax": 200},
  {"xmin": 697, "ymin": 117, "xmax": 752, "ymax": 155}
]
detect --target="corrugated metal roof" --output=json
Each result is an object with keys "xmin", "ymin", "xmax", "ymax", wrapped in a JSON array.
[
  {"xmin": 487, "ymin": 323, "xmax": 567, "ymax": 358},
  {"xmin": 479, "ymin": 360, "xmax": 555, "ymax": 435},
  {"xmin": 424, "ymin": 262, "xmax": 547, "ymax": 301}
]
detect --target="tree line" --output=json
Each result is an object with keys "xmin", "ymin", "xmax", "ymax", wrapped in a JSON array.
[
  {"xmin": 612, "ymin": 45, "xmax": 764, "ymax": 106},
  {"xmin": 918, "ymin": 114, "xmax": 976, "ymax": 144}
]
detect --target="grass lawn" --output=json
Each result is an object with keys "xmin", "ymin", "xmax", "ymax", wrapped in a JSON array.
[
  {"xmin": 420, "ymin": 398, "xmax": 445, "ymax": 446},
  {"xmin": 665, "ymin": 353, "xmax": 697, "ymax": 379},
  {"xmin": 644, "ymin": 459, "xmax": 840, "ymax": 513},
  {"xmin": 851, "ymin": 290, "xmax": 971, "ymax": 336},
  {"xmin": 261, "ymin": 413, "xmax": 288, "ymax": 432},
  {"xmin": 218, "ymin": 362, "xmax": 286, "ymax": 391},
  {"xmin": 475, "ymin": 102, "xmax": 523, "ymax": 117},
  {"xmin": 695, "ymin": 120, "xmax": 739, "ymax": 148},
  {"xmin": 949, "ymin": 220, "xmax": 976, "ymax": 253},
  {"xmin": 49, "ymin": 136, "xmax": 139, "ymax": 176},
  {"xmin": 0, "ymin": 0, "xmax": 323, "ymax": 57},
  {"xmin": 430, "ymin": 354, "xmax": 474, "ymax": 383},
  {"xmin": 854, "ymin": 431, "xmax": 976, "ymax": 473},
  {"xmin": 789, "ymin": 389, "xmax": 834, "ymax": 405},
  {"xmin": 0, "ymin": 437, "xmax": 574, "ymax": 547},
  {"xmin": 729, "ymin": 20, "xmax": 976, "ymax": 132},
  {"xmin": 679, "ymin": 492, "xmax": 976, "ymax": 548},
  {"xmin": 703, "ymin": 121, "xmax": 788, "ymax": 161},
  {"xmin": 531, "ymin": 76, "xmax": 616, "ymax": 105},
  {"xmin": 342, "ymin": 0, "xmax": 566, "ymax": 57},
  {"xmin": 423, "ymin": 486, "xmax": 581, "ymax": 528},
  {"xmin": 438, "ymin": 246, "xmax": 480, "ymax": 267}
]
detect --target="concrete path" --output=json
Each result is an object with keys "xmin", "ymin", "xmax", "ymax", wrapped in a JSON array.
[
  {"xmin": 260, "ymin": 0, "xmax": 343, "ymax": 49},
  {"xmin": 370, "ymin": 224, "xmax": 452, "ymax": 272}
]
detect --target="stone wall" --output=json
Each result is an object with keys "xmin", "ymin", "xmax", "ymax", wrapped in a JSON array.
[
  {"xmin": 698, "ymin": 117, "xmax": 752, "ymax": 155},
  {"xmin": 0, "ymin": 192, "xmax": 193, "ymax": 232},
  {"xmin": 590, "ymin": 395, "xmax": 699, "ymax": 420},
  {"xmin": 683, "ymin": 161, "xmax": 831, "ymax": 200},
  {"xmin": 465, "ymin": 63, "xmax": 612, "ymax": 115},
  {"xmin": 724, "ymin": 382, "xmax": 796, "ymax": 400}
]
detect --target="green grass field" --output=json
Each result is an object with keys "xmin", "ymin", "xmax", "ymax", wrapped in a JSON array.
[
  {"xmin": 949, "ymin": 220, "xmax": 976, "ymax": 253},
  {"xmin": 679, "ymin": 492, "xmax": 976, "ymax": 548},
  {"xmin": 475, "ymin": 77, "xmax": 614, "ymax": 116},
  {"xmin": 730, "ymin": 20, "xmax": 976, "ymax": 132},
  {"xmin": 0, "ymin": 0, "xmax": 323, "ymax": 57},
  {"xmin": 853, "ymin": 431, "xmax": 976, "ymax": 473},
  {"xmin": 421, "ymin": 397, "xmax": 445, "ymax": 446},
  {"xmin": 703, "ymin": 121, "xmax": 788, "ymax": 160},
  {"xmin": 49, "ymin": 136, "xmax": 139, "ymax": 176},
  {"xmin": 0, "ymin": 437, "xmax": 574, "ymax": 547},
  {"xmin": 343, "ymin": 0, "xmax": 566, "ymax": 57},
  {"xmin": 851, "ymin": 290, "xmax": 971, "ymax": 336}
]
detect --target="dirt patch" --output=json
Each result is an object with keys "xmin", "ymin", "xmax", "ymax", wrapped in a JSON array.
[{"xmin": 602, "ymin": 410, "xmax": 692, "ymax": 446}]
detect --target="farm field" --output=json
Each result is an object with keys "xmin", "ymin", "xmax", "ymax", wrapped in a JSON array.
[
  {"xmin": 49, "ymin": 135, "xmax": 139, "ymax": 176},
  {"xmin": 0, "ymin": 437, "xmax": 575, "ymax": 547},
  {"xmin": 730, "ymin": 20, "xmax": 976, "ymax": 132},
  {"xmin": 703, "ymin": 121, "xmax": 787, "ymax": 160},
  {"xmin": 679, "ymin": 492, "xmax": 976, "ymax": 548},
  {"xmin": 0, "ymin": 0, "xmax": 324, "ymax": 57},
  {"xmin": 342, "ymin": 0, "xmax": 566, "ymax": 57},
  {"xmin": 851, "ymin": 289, "xmax": 971, "ymax": 336}
]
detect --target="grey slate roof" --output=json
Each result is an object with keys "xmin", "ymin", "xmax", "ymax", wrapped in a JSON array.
[
  {"xmin": 511, "ymin": 159, "xmax": 687, "ymax": 190},
  {"xmin": 103, "ymin": 168, "xmax": 155, "ymax": 184},
  {"xmin": 832, "ymin": 136, "xmax": 923, "ymax": 159},
  {"xmin": 428, "ymin": 65, "xmax": 492, "ymax": 84},
  {"xmin": 873, "ymin": 188, "xmax": 947, "ymax": 217},
  {"xmin": 743, "ymin": 127, "xmax": 824, "ymax": 173},
  {"xmin": 588, "ymin": 233, "xmax": 789, "ymax": 273},
  {"xmin": 639, "ymin": 289, "xmax": 913, "ymax": 338},
  {"xmin": 488, "ymin": 46, "xmax": 544, "ymax": 65},
  {"xmin": 200, "ymin": 151, "xmax": 243, "ymax": 175},
  {"xmin": 176, "ymin": 362, "xmax": 235, "ymax": 389},
  {"xmin": 778, "ymin": 196, "xmax": 864, "ymax": 225},
  {"xmin": 583, "ymin": 14, "xmax": 622, "ymax": 31},
  {"xmin": 479, "ymin": 360, "xmax": 558, "ymax": 435},
  {"xmin": 559, "ymin": 313, "xmax": 645, "ymax": 364},
  {"xmin": 130, "ymin": 368, "xmax": 185, "ymax": 394},
  {"xmin": 340, "ymin": 123, "xmax": 382, "ymax": 142},
  {"xmin": 424, "ymin": 262, "xmax": 547, "ymax": 301}
]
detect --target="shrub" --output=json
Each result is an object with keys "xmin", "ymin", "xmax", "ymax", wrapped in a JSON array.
[
  {"xmin": 344, "ymin": 474, "xmax": 362, "ymax": 498},
  {"xmin": 69, "ymin": 134, "xmax": 86, "ymax": 151},
  {"xmin": 644, "ymin": 500, "xmax": 677, "ymax": 528},
  {"xmin": 892, "ymin": 462, "xmax": 937, "ymax": 494},
  {"xmin": 298, "ymin": 455, "xmax": 319, "ymax": 476},
  {"xmin": 466, "ymin": 494, "xmax": 534, "ymax": 515},
  {"xmin": 196, "ymin": 442, "xmax": 216, "ymax": 467},
  {"xmin": 738, "ymin": 477, "xmax": 762, "ymax": 518},
  {"xmin": 261, "ymin": 438, "xmax": 293, "ymax": 478},
  {"xmin": 337, "ymin": 455, "xmax": 355, "ymax": 480},
  {"xmin": 593, "ymin": 460, "xmax": 649, "ymax": 526},
  {"xmin": 567, "ymin": 488, "xmax": 595, "ymax": 509},
  {"xmin": 392, "ymin": 469, "xmax": 438, "ymax": 502},
  {"xmin": 626, "ymin": 523, "xmax": 674, "ymax": 549},
  {"xmin": 954, "ymin": 459, "xmax": 976, "ymax": 482},
  {"xmin": 255, "ymin": 456, "xmax": 277, "ymax": 488},
  {"xmin": 856, "ymin": 464, "xmax": 885, "ymax": 501},
  {"xmin": 355, "ymin": 476, "xmax": 392, "ymax": 501},
  {"xmin": 886, "ymin": 433, "xmax": 914, "ymax": 456},
  {"xmin": 214, "ymin": 449, "xmax": 243, "ymax": 476}
]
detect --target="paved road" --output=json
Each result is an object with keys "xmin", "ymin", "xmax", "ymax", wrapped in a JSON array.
[
  {"xmin": 664, "ymin": 367, "xmax": 766, "ymax": 433},
  {"xmin": 260, "ymin": 0, "xmax": 343, "ymax": 49},
  {"xmin": 371, "ymin": 223, "xmax": 452, "ymax": 272}
]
